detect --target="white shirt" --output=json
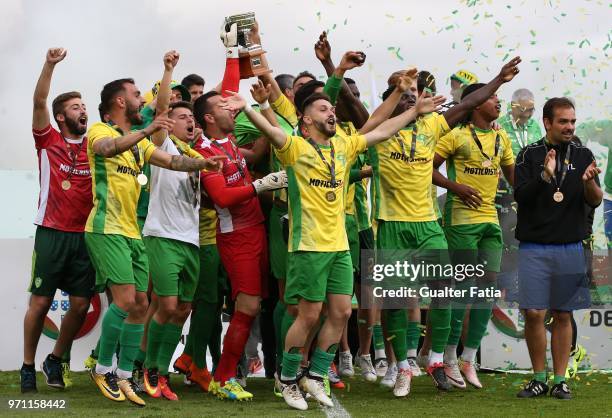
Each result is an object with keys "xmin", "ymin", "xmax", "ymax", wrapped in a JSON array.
[{"xmin": 143, "ymin": 136, "xmax": 200, "ymax": 246}]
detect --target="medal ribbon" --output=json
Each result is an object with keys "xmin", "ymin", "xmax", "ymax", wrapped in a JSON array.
[
  {"xmin": 210, "ymin": 138, "xmax": 246, "ymax": 181},
  {"xmin": 397, "ymin": 124, "xmax": 418, "ymax": 161},
  {"xmin": 469, "ymin": 125, "xmax": 499, "ymax": 163},
  {"xmin": 545, "ymin": 142, "xmax": 572, "ymax": 192},
  {"xmin": 307, "ymin": 138, "xmax": 336, "ymax": 187},
  {"xmin": 62, "ymin": 137, "xmax": 85, "ymax": 183}
]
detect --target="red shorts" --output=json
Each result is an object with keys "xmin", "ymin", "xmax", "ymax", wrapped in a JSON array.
[{"xmin": 217, "ymin": 223, "xmax": 269, "ymax": 300}]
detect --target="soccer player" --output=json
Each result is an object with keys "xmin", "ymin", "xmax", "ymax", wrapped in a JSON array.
[
  {"xmin": 139, "ymin": 51, "xmax": 206, "ymax": 401},
  {"xmin": 181, "ymin": 73, "xmax": 205, "ymax": 103},
  {"xmin": 433, "ymin": 80, "xmax": 518, "ymax": 390},
  {"xmin": 224, "ymin": 71, "xmax": 445, "ymax": 410},
  {"xmin": 372, "ymin": 57, "xmax": 521, "ymax": 397},
  {"xmin": 86, "ymin": 66, "xmax": 223, "ymax": 406},
  {"xmin": 22, "ymin": 47, "xmax": 94, "ymax": 393},
  {"xmin": 191, "ymin": 87, "xmax": 287, "ymax": 400},
  {"xmin": 514, "ymin": 98, "xmax": 601, "ymax": 399}
]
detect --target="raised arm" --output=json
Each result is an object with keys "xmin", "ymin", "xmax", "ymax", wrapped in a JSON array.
[
  {"xmin": 33, "ymin": 48, "xmax": 67, "ymax": 130},
  {"xmin": 443, "ymin": 56, "xmax": 522, "ymax": 128},
  {"xmin": 247, "ymin": 20, "xmax": 283, "ymax": 104},
  {"xmin": 359, "ymin": 68, "xmax": 417, "ymax": 134},
  {"xmin": 149, "ymin": 149, "xmax": 225, "ymax": 172},
  {"xmin": 152, "ymin": 50, "xmax": 180, "ymax": 146},
  {"xmin": 220, "ymin": 87, "xmax": 287, "ymax": 149},
  {"xmin": 363, "ymin": 91, "xmax": 446, "ymax": 146},
  {"xmin": 92, "ymin": 116, "xmax": 174, "ymax": 157}
]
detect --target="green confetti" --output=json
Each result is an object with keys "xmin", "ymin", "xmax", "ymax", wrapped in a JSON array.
[
  {"xmin": 473, "ymin": 13, "xmax": 480, "ymax": 20},
  {"xmin": 579, "ymin": 39, "xmax": 591, "ymax": 48},
  {"xmin": 343, "ymin": 18, "xmax": 347, "ymax": 25},
  {"xmin": 502, "ymin": 53, "xmax": 509, "ymax": 61},
  {"xmin": 445, "ymin": 25, "xmax": 454, "ymax": 30},
  {"xmin": 293, "ymin": 47, "xmax": 299, "ymax": 52},
  {"xmin": 582, "ymin": 69, "xmax": 587, "ymax": 77},
  {"xmin": 530, "ymin": 29, "xmax": 536, "ymax": 37},
  {"xmin": 568, "ymin": 41, "xmax": 575, "ymax": 45},
  {"xmin": 452, "ymin": 9, "xmax": 459, "ymax": 14},
  {"xmin": 297, "ymin": 26, "xmax": 305, "ymax": 31},
  {"xmin": 452, "ymin": 42, "xmax": 456, "ymax": 49},
  {"xmin": 332, "ymin": 23, "xmax": 337, "ymax": 30},
  {"xmin": 495, "ymin": 21, "xmax": 502, "ymax": 27}
]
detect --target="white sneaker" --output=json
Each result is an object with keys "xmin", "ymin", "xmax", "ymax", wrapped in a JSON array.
[
  {"xmin": 355, "ymin": 354, "xmax": 377, "ymax": 382},
  {"xmin": 380, "ymin": 363, "xmax": 398, "ymax": 389},
  {"xmin": 281, "ymin": 381, "xmax": 308, "ymax": 411},
  {"xmin": 444, "ymin": 360, "xmax": 466, "ymax": 389},
  {"xmin": 393, "ymin": 368, "xmax": 412, "ymax": 397},
  {"xmin": 338, "ymin": 351, "xmax": 354, "ymax": 377},
  {"xmin": 407, "ymin": 358, "xmax": 422, "ymax": 377},
  {"xmin": 374, "ymin": 358, "xmax": 388, "ymax": 377},
  {"xmin": 299, "ymin": 375, "xmax": 333, "ymax": 407},
  {"xmin": 416, "ymin": 353, "xmax": 428, "ymax": 369}
]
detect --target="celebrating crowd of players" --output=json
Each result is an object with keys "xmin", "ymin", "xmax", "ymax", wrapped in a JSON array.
[{"xmin": 20, "ymin": 19, "xmax": 606, "ymax": 410}]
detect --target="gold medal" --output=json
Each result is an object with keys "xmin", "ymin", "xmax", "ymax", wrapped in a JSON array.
[
  {"xmin": 61, "ymin": 180, "xmax": 71, "ymax": 190},
  {"xmin": 325, "ymin": 191, "xmax": 336, "ymax": 202},
  {"xmin": 553, "ymin": 191, "xmax": 564, "ymax": 203},
  {"xmin": 137, "ymin": 173, "xmax": 148, "ymax": 186},
  {"xmin": 482, "ymin": 159, "xmax": 492, "ymax": 168}
]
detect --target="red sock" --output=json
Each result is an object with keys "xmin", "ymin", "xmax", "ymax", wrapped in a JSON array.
[{"xmin": 214, "ymin": 311, "xmax": 254, "ymax": 384}]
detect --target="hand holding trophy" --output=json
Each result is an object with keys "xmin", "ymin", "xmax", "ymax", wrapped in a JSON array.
[{"xmin": 222, "ymin": 13, "xmax": 271, "ymax": 79}]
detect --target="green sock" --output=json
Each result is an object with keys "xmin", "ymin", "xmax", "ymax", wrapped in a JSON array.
[
  {"xmin": 145, "ymin": 319, "xmax": 164, "ymax": 370},
  {"xmin": 158, "ymin": 323, "xmax": 183, "ymax": 375},
  {"xmin": 384, "ymin": 309, "xmax": 407, "ymax": 362},
  {"xmin": 191, "ymin": 302, "xmax": 217, "ymax": 369},
  {"xmin": 406, "ymin": 321, "xmax": 420, "ymax": 353},
  {"xmin": 134, "ymin": 348, "xmax": 146, "ymax": 365},
  {"xmin": 534, "ymin": 371, "xmax": 546, "ymax": 382},
  {"xmin": 208, "ymin": 308, "xmax": 222, "ymax": 372},
  {"xmin": 372, "ymin": 323, "xmax": 384, "ymax": 350},
  {"xmin": 447, "ymin": 303, "xmax": 467, "ymax": 346},
  {"xmin": 98, "ymin": 304, "xmax": 128, "ymax": 367},
  {"xmin": 184, "ymin": 317, "xmax": 194, "ymax": 358},
  {"xmin": 464, "ymin": 302, "xmax": 493, "ymax": 349},
  {"xmin": 117, "ymin": 322, "xmax": 144, "ymax": 373},
  {"xmin": 310, "ymin": 347, "xmax": 336, "ymax": 378},
  {"xmin": 553, "ymin": 375, "xmax": 565, "ymax": 384},
  {"xmin": 61, "ymin": 341, "xmax": 72, "ymax": 363},
  {"xmin": 280, "ymin": 351, "xmax": 303, "ymax": 381},
  {"xmin": 429, "ymin": 307, "xmax": 451, "ymax": 353},
  {"xmin": 273, "ymin": 302, "xmax": 286, "ymax": 371}
]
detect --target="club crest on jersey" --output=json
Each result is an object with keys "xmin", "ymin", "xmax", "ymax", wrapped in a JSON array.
[{"xmin": 34, "ymin": 277, "xmax": 42, "ymax": 288}]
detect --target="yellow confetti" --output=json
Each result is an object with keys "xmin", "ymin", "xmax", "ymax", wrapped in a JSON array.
[{"xmin": 386, "ymin": 334, "xmax": 396, "ymax": 341}]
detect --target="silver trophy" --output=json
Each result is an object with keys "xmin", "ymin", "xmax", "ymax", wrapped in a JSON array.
[{"xmin": 224, "ymin": 12, "xmax": 270, "ymax": 78}]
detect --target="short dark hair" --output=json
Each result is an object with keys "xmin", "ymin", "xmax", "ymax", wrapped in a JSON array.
[
  {"xmin": 100, "ymin": 78, "xmax": 134, "ymax": 112},
  {"xmin": 293, "ymin": 71, "xmax": 316, "ymax": 87},
  {"xmin": 381, "ymin": 85, "xmax": 395, "ymax": 102},
  {"xmin": 169, "ymin": 100, "xmax": 194, "ymax": 114},
  {"xmin": 301, "ymin": 92, "xmax": 331, "ymax": 115},
  {"xmin": 458, "ymin": 83, "xmax": 487, "ymax": 125},
  {"xmin": 98, "ymin": 102, "xmax": 108, "ymax": 122},
  {"xmin": 51, "ymin": 91, "xmax": 81, "ymax": 125},
  {"xmin": 417, "ymin": 71, "xmax": 436, "ymax": 94},
  {"xmin": 542, "ymin": 97, "xmax": 575, "ymax": 124},
  {"xmin": 275, "ymin": 74, "xmax": 295, "ymax": 93},
  {"xmin": 181, "ymin": 74, "xmax": 205, "ymax": 89},
  {"xmin": 345, "ymin": 77, "xmax": 356, "ymax": 85},
  {"xmin": 295, "ymin": 80, "xmax": 325, "ymax": 114},
  {"xmin": 193, "ymin": 91, "xmax": 220, "ymax": 130}
]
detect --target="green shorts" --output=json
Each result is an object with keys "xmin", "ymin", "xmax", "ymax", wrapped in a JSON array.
[
  {"xmin": 30, "ymin": 226, "xmax": 95, "ymax": 298},
  {"xmin": 444, "ymin": 223, "xmax": 503, "ymax": 272},
  {"xmin": 376, "ymin": 220, "xmax": 449, "ymax": 282},
  {"xmin": 346, "ymin": 213, "xmax": 359, "ymax": 271},
  {"xmin": 194, "ymin": 244, "xmax": 226, "ymax": 304},
  {"xmin": 285, "ymin": 251, "xmax": 353, "ymax": 305},
  {"xmin": 144, "ymin": 236, "xmax": 199, "ymax": 302},
  {"xmin": 84, "ymin": 232, "xmax": 149, "ymax": 293},
  {"xmin": 269, "ymin": 205, "xmax": 288, "ymax": 280}
]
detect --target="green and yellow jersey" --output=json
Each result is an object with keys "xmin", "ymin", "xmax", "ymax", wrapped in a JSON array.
[
  {"xmin": 275, "ymin": 133, "xmax": 367, "ymax": 252},
  {"xmin": 436, "ymin": 125, "xmax": 514, "ymax": 226},
  {"xmin": 369, "ymin": 112, "xmax": 450, "ymax": 222},
  {"xmin": 85, "ymin": 122, "xmax": 156, "ymax": 239}
]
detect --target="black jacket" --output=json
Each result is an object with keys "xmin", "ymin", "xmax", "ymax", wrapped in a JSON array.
[{"xmin": 514, "ymin": 138, "xmax": 600, "ymax": 244}]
